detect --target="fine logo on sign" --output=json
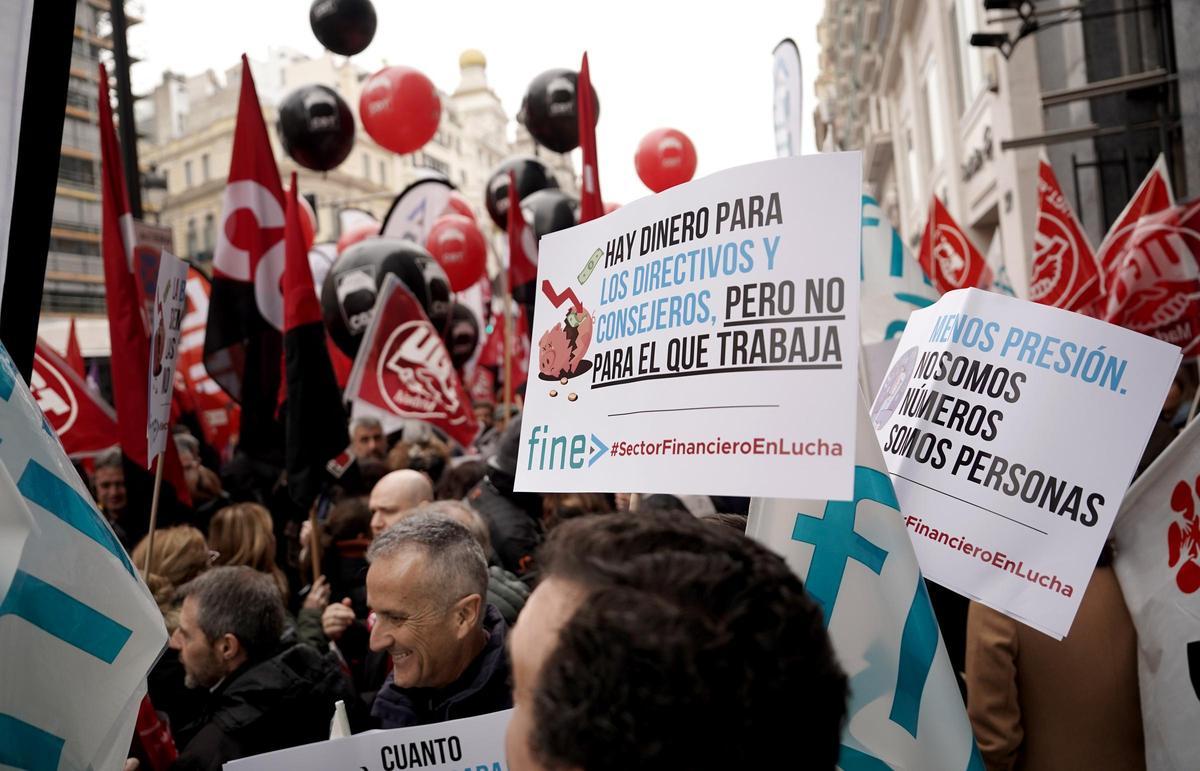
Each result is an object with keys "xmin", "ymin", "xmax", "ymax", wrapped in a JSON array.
[{"xmin": 376, "ymin": 320, "xmax": 464, "ymax": 422}]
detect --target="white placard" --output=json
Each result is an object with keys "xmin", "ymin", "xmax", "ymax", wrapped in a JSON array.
[
  {"xmin": 515, "ymin": 154, "xmax": 862, "ymax": 500},
  {"xmin": 225, "ymin": 709, "xmax": 512, "ymax": 771},
  {"xmin": 146, "ymin": 250, "xmax": 188, "ymax": 462},
  {"xmin": 872, "ymin": 288, "xmax": 1180, "ymax": 638}
]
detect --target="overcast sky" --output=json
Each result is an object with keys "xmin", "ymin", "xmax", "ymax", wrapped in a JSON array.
[{"xmin": 130, "ymin": 0, "xmax": 823, "ymax": 205}]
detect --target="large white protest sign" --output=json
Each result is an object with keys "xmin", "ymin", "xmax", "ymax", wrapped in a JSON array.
[
  {"xmin": 872, "ymin": 288, "xmax": 1180, "ymax": 638},
  {"xmin": 515, "ymin": 154, "xmax": 862, "ymax": 499},
  {"xmin": 0, "ymin": 343, "xmax": 167, "ymax": 770},
  {"xmin": 146, "ymin": 250, "xmax": 188, "ymax": 462},
  {"xmin": 749, "ymin": 397, "xmax": 982, "ymax": 770},
  {"xmin": 1113, "ymin": 417, "xmax": 1200, "ymax": 771},
  {"xmin": 225, "ymin": 709, "xmax": 512, "ymax": 771}
]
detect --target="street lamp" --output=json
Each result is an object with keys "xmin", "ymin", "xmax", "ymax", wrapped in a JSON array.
[{"xmin": 141, "ymin": 164, "xmax": 168, "ymax": 224}]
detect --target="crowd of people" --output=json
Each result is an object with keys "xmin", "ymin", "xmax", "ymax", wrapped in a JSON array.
[{"xmin": 85, "ymin": 381, "xmax": 1177, "ymax": 770}]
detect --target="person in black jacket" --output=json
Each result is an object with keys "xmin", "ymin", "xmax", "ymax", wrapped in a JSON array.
[
  {"xmin": 467, "ymin": 417, "xmax": 543, "ymax": 584},
  {"xmin": 169, "ymin": 566, "xmax": 359, "ymax": 769},
  {"xmin": 366, "ymin": 515, "xmax": 512, "ymax": 728}
]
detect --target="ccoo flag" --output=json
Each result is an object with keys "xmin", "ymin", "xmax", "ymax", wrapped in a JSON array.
[{"xmin": 747, "ymin": 395, "xmax": 983, "ymax": 771}]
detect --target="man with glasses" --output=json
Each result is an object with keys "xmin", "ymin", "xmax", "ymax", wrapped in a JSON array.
[{"xmin": 365, "ymin": 514, "xmax": 512, "ymax": 728}]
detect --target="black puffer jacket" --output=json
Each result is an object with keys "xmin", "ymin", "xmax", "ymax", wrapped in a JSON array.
[{"xmin": 172, "ymin": 644, "xmax": 361, "ymax": 770}]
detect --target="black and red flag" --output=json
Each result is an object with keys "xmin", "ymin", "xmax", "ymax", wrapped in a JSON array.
[
  {"xmin": 282, "ymin": 173, "xmax": 348, "ymax": 507},
  {"xmin": 507, "ymin": 170, "xmax": 538, "ymax": 288},
  {"xmin": 205, "ymin": 55, "xmax": 287, "ymax": 464}
]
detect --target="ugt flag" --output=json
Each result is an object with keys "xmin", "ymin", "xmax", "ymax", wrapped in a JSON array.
[
  {"xmin": 860, "ymin": 195, "xmax": 937, "ymax": 344},
  {"xmin": 345, "ymin": 275, "xmax": 480, "ymax": 448},
  {"xmin": 33, "ymin": 340, "xmax": 119, "ymax": 459},
  {"xmin": 1113, "ymin": 415, "xmax": 1200, "ymax": 770},
  {"xmin": 0, "ymin": 342, "xmax": 166, "ymax": 771},
  {"xmin": 1030, "ymin": 157, "xmax": 1101, "ymax": 312},
  {"xmin": 918, "ymin": 195, "xmax": 992, "ymax": 296},
  {"xmin": 748, "ymin": 397, "xmax": 982, "ymax": 770}
]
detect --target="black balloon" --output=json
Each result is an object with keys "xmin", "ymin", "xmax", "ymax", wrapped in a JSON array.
[
  {"xmin": 520, "ymin": 189, "xmax": 579, "ymax": 241},
  {"xmin": 484, "ymin": 156, "xmax": 560, "ymax": 231},
  {"xmin": 413, "ymin": 250, "xmax": 453, "ymax": 332},
  {"xmin": 310, "ymin": 0, "xmax": 377, "ymax": 56},
  {"xmin": 278, "ymin": 84, "xmax": 355, "ymax": 172},
  {"xmin": 519, "ymin": 68, "xmax": 599, "ymax": 154},
  {"xmin": 321, "ymin": 238, "xmax": 437, "ymax": 356},
  {"xmin": 441, "ymin": 303, "xmax": 480, "ymax": 370}
]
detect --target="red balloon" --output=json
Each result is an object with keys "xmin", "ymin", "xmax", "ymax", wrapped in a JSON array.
[
  {"xmin": 425, "ymin": 214, "xmax": 486, "ymax": 292},
  {"xmin": 443, "ymin": 191, "xmax": 476, "ymax": 222},
  {"xmin": 337, "ymin": 221, "xmax": 379, "ymax": 254},
  {"xmin": 360, "ymin": 66, "xmax": 441, "ymax": 154},
  {"xmin": 635, "ymin": 128, "xmax": 697, "ymax": 193}
]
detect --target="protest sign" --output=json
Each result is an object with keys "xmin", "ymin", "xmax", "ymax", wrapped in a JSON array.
[
  {"xmin": 345, "ymin": 274, "xmax": 480, "ymax": 447},
  {"xmin": 0, "ymin": 342, "xmax": 167, "ymax": 770},
  {"xmin": 749, "ymin": 397, "xmax": 982, "ymax": 770},
  {"xmin": 225, "ymin": 708, "xmax": 512, "ymax": 771},
  {"xmin": 1113, "ymin": 417, "xmax": 1200, "ymax": 770},
  {"xmin": 146, "ymin": 250, "xmax": 189, "ymax": 462},
  {"xmin": 871, "ymin": 288, "xmax": 1180, "ymax": 638},
  {"xmin": 515, "ymin": 153, "xmax": 862, "ymax": 499}
]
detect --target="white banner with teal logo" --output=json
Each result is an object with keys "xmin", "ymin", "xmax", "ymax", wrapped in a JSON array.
[
  {"xmin": 0, "ymin": 343, "xmax": 167, "ymax": 771},
  {"xmin": 514, "ymin": 154, "xmax": 862, "ymax": 500},
  {"xmin": 749, "ymin": 398, "xmax": 983, "ymax": 770},
  {"xmin": 860, "ymin": 196, "xmax": 937, "ymax": 345}
]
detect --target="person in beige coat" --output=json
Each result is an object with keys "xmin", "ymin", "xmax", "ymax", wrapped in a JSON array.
[{"xmin": 964, "ymin": 545, "xmax": 1145, "ymax": 771}]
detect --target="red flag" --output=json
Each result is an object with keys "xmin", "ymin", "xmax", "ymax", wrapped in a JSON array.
[
  {"xmin": 1097, "ymin": 155, "xmax": 1176, "ymax": 317},
  {"xmin": 577, "ymin": 52, "xmax": 603, "ymax": 223},
  {"xmin": 508, "ymin": 170, "xmax": 539, "ymax": 288},
  {"xmin": 99, "ymin": 63, "xmax": 190, "ymax": 505},
  {"xmin": 205, "ymin": 55, "xmax": 287, "ymax": 463},
  {"xmin": 33, "ymin": 340, "xmax": 119, "ymax": 458},
  {"xmin": 1030, "ymin": 158, "xmax": 1102, "ymax": 312},
  {"xmin": 177, "ymin": 266, "xmax": 241, "ymax": 459},
  {"xmin": 346, "ymin": 276, "xmax": 480, "ymax": 447},
  {"xmin": 478, "ymin": 307, "xmax": 530, "ymax": 391},
  {"xmin": 917, "ymin": 195, "xmax": 992, "ymax": 295},
  {"xmin": 65, "ymin": 317, "xmax": 85, "ymax": 377},
  {"xmin": 1102, "ymin": 197, "xmax": 1200, "ymax": 357},
  {"xmin": 283, "ymin": 173, "xmax": 349, "ymax": 507}
]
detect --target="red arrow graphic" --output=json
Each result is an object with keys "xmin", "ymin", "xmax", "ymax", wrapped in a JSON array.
[{"xmin": 541, "ymin": 279, "xmax": 583, "ymax": 312}]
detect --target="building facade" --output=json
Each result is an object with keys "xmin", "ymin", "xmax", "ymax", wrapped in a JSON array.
[
  {"xmin": 815, "ymin": 0, "xmax": 1191, "ymax": 296},
  {"xmin": 45, "ymin": 0, "xmax": 144, "ymax": 316}
]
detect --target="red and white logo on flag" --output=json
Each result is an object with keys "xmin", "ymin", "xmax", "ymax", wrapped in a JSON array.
[
  {"xmin": 347, "ymin": 277, "xmax": 480, "ymax": 447},
  {"xmin": 1030, "ymin": 159, "xmax": 1101, "ymax": 311},
  {"xmin": 918, "ymin": 196, "xmax": 991, "ymax": 294}
]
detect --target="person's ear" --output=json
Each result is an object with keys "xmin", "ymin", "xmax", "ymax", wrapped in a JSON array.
[
  {"xmin": 454, "ymin": 593, "xmax": 483, "ymax": 637},
  {"xmin": 216, "ymin": 632, "xmax": 242, "ymax": 662}
]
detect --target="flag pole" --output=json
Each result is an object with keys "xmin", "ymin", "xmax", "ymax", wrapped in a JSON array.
[
  {"xmin": 503, "ymin": 287, "xmax": 514, "ymax": 431},
  {"xmin": 141, "ymin": 453, "xmax": 165, "ymax": 578},
  {"xmin": 308, "ymin": 504, "xmax": 322, "ymax": 585}
]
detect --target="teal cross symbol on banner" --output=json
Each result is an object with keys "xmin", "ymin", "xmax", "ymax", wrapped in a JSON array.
[{"xmin": 791, "ymin": 466, "xmax": 895, "ymax": 627}]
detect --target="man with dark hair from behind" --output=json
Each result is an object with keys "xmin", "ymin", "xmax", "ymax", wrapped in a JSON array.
[
  {"xmin": 170, "ymin": 566, "xmax": 360, "ymax": 770},
  {"xmin": 506, "ymin": 511, "xmax": 847, "ymax": 771}
]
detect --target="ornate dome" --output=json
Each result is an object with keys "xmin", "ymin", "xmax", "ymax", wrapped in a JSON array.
[{"xmin": 459, "ymin": 49, "xmax": 487, "ymax": 69}]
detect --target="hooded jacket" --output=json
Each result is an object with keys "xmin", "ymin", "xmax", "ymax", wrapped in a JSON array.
[
  {"xmin": 371, "ymin": 604, "xmax": 512, "ymax": 728},
  {"xmin": 172, "ymin": 644, "xmax": 360, "ymax": 770}
]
